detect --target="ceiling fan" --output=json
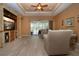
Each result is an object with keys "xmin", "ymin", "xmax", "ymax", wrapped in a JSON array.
[{"xmin": 31, "ymin": 3, "xmax": 48, "ymax": 11}]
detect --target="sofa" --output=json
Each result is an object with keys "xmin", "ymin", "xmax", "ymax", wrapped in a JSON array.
[{"xmin": 44, "ymin": 30, "xmax": 73, "ymax": 55}]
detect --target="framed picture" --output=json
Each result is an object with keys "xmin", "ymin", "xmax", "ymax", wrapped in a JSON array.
[{"xmin": 64, "ymin": 17, "xmax": 74, "ymax": 26}]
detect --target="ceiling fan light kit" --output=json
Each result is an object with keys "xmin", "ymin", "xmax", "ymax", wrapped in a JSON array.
[{"xmin": 31, "ymin": 3, "xmax": 48, "ymax": 11}]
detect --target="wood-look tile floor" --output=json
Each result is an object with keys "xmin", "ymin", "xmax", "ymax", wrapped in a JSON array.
[
  {"xmin": 0, "ymin": 36, "xmax": 47, "ymax": 56},
  {"xmin": 0, "ymin": 36, "xmax": 79, "ymax": 56}
]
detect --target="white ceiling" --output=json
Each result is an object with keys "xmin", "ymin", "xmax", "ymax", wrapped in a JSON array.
[{"xmin": 5, "ymin": 3, "xmax": 72, "ymax": 16}]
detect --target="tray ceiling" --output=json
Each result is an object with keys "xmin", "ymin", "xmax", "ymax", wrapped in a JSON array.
[{"xmin": 5, "ymin": 3, "xmax": 72, "ymax": 16}]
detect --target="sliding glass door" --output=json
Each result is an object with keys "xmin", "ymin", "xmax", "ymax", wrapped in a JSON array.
[{"xmin": 31, "ymin": 20, "xmax": 49, "ymax": 35}]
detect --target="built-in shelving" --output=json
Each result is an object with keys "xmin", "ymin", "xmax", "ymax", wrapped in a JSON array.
[{"xmin": 3, "ymin": 8, "xmax": 17, "ymax": 43}]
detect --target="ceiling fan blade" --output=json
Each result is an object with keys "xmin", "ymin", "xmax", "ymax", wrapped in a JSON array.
[
  {"xmin": 31, "ymin": 5, "xmax": 37, "ymax": 7},
  {"xmin": 35, "ymin": 8, "xmax": 38, "ymax": 11},
  {"xmin": 41, "ymin": 8, "xmax": 44, "ymax": 11},
  {"xmin": 42, "ymin": 5, "xmax": 48, "ymax": 7}
]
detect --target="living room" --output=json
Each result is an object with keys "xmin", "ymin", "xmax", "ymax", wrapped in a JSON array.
[{"xmin": 0, "ymin": 2, "xmax": 79, "ymax": 56}]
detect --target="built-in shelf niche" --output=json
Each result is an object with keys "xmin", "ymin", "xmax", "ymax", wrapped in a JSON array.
[
  {"xmin": 3, "ymin": 8, "xmax": 17, "ymax": 31},
  {"xmin": 3, "ymin": 8, "xmax": 17, "ymax": 43},
  {"xmin": 3, "ymin": 16, "xmax": 15, "ymax": 30}
]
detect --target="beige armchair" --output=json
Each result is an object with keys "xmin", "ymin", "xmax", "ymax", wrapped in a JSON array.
[{"xmin": 44, "ymin": 30, "xmax": 73, "ymax": 55}]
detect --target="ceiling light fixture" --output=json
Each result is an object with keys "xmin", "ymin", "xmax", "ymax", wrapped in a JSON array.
[
  {"xmin": 37, "ymin": 4, "xmax": 42, "ymax": 10},
  {"xmin": 31, "ymin": 3, "xmax": 48, "ymax": 11}
]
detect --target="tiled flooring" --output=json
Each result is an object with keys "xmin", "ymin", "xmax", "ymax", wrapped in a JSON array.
[{"xmin": 0, "ymin": 36, "xmax": 79, "ymax": 56}]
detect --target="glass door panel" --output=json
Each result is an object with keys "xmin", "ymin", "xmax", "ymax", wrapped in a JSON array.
[{"xmin": 31, "ymin": 20, "xmax": 49, "ymax": 35}]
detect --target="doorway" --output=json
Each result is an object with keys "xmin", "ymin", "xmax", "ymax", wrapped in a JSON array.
[{"xmin": 31, "ymin": 20, "xmax": 49, "ymax": 35}]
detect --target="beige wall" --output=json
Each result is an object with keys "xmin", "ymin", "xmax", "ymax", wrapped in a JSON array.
[
  {"xmin": 53, "ymin": 3, "xmax": 79, "ymax": 41},
  {"xmin": 21, "ymin": 16, "xmax": 31, "ymax": 36},
  {"xmin": 17, "ymin": 16, "xmax": 22, "ymax": 38}
]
